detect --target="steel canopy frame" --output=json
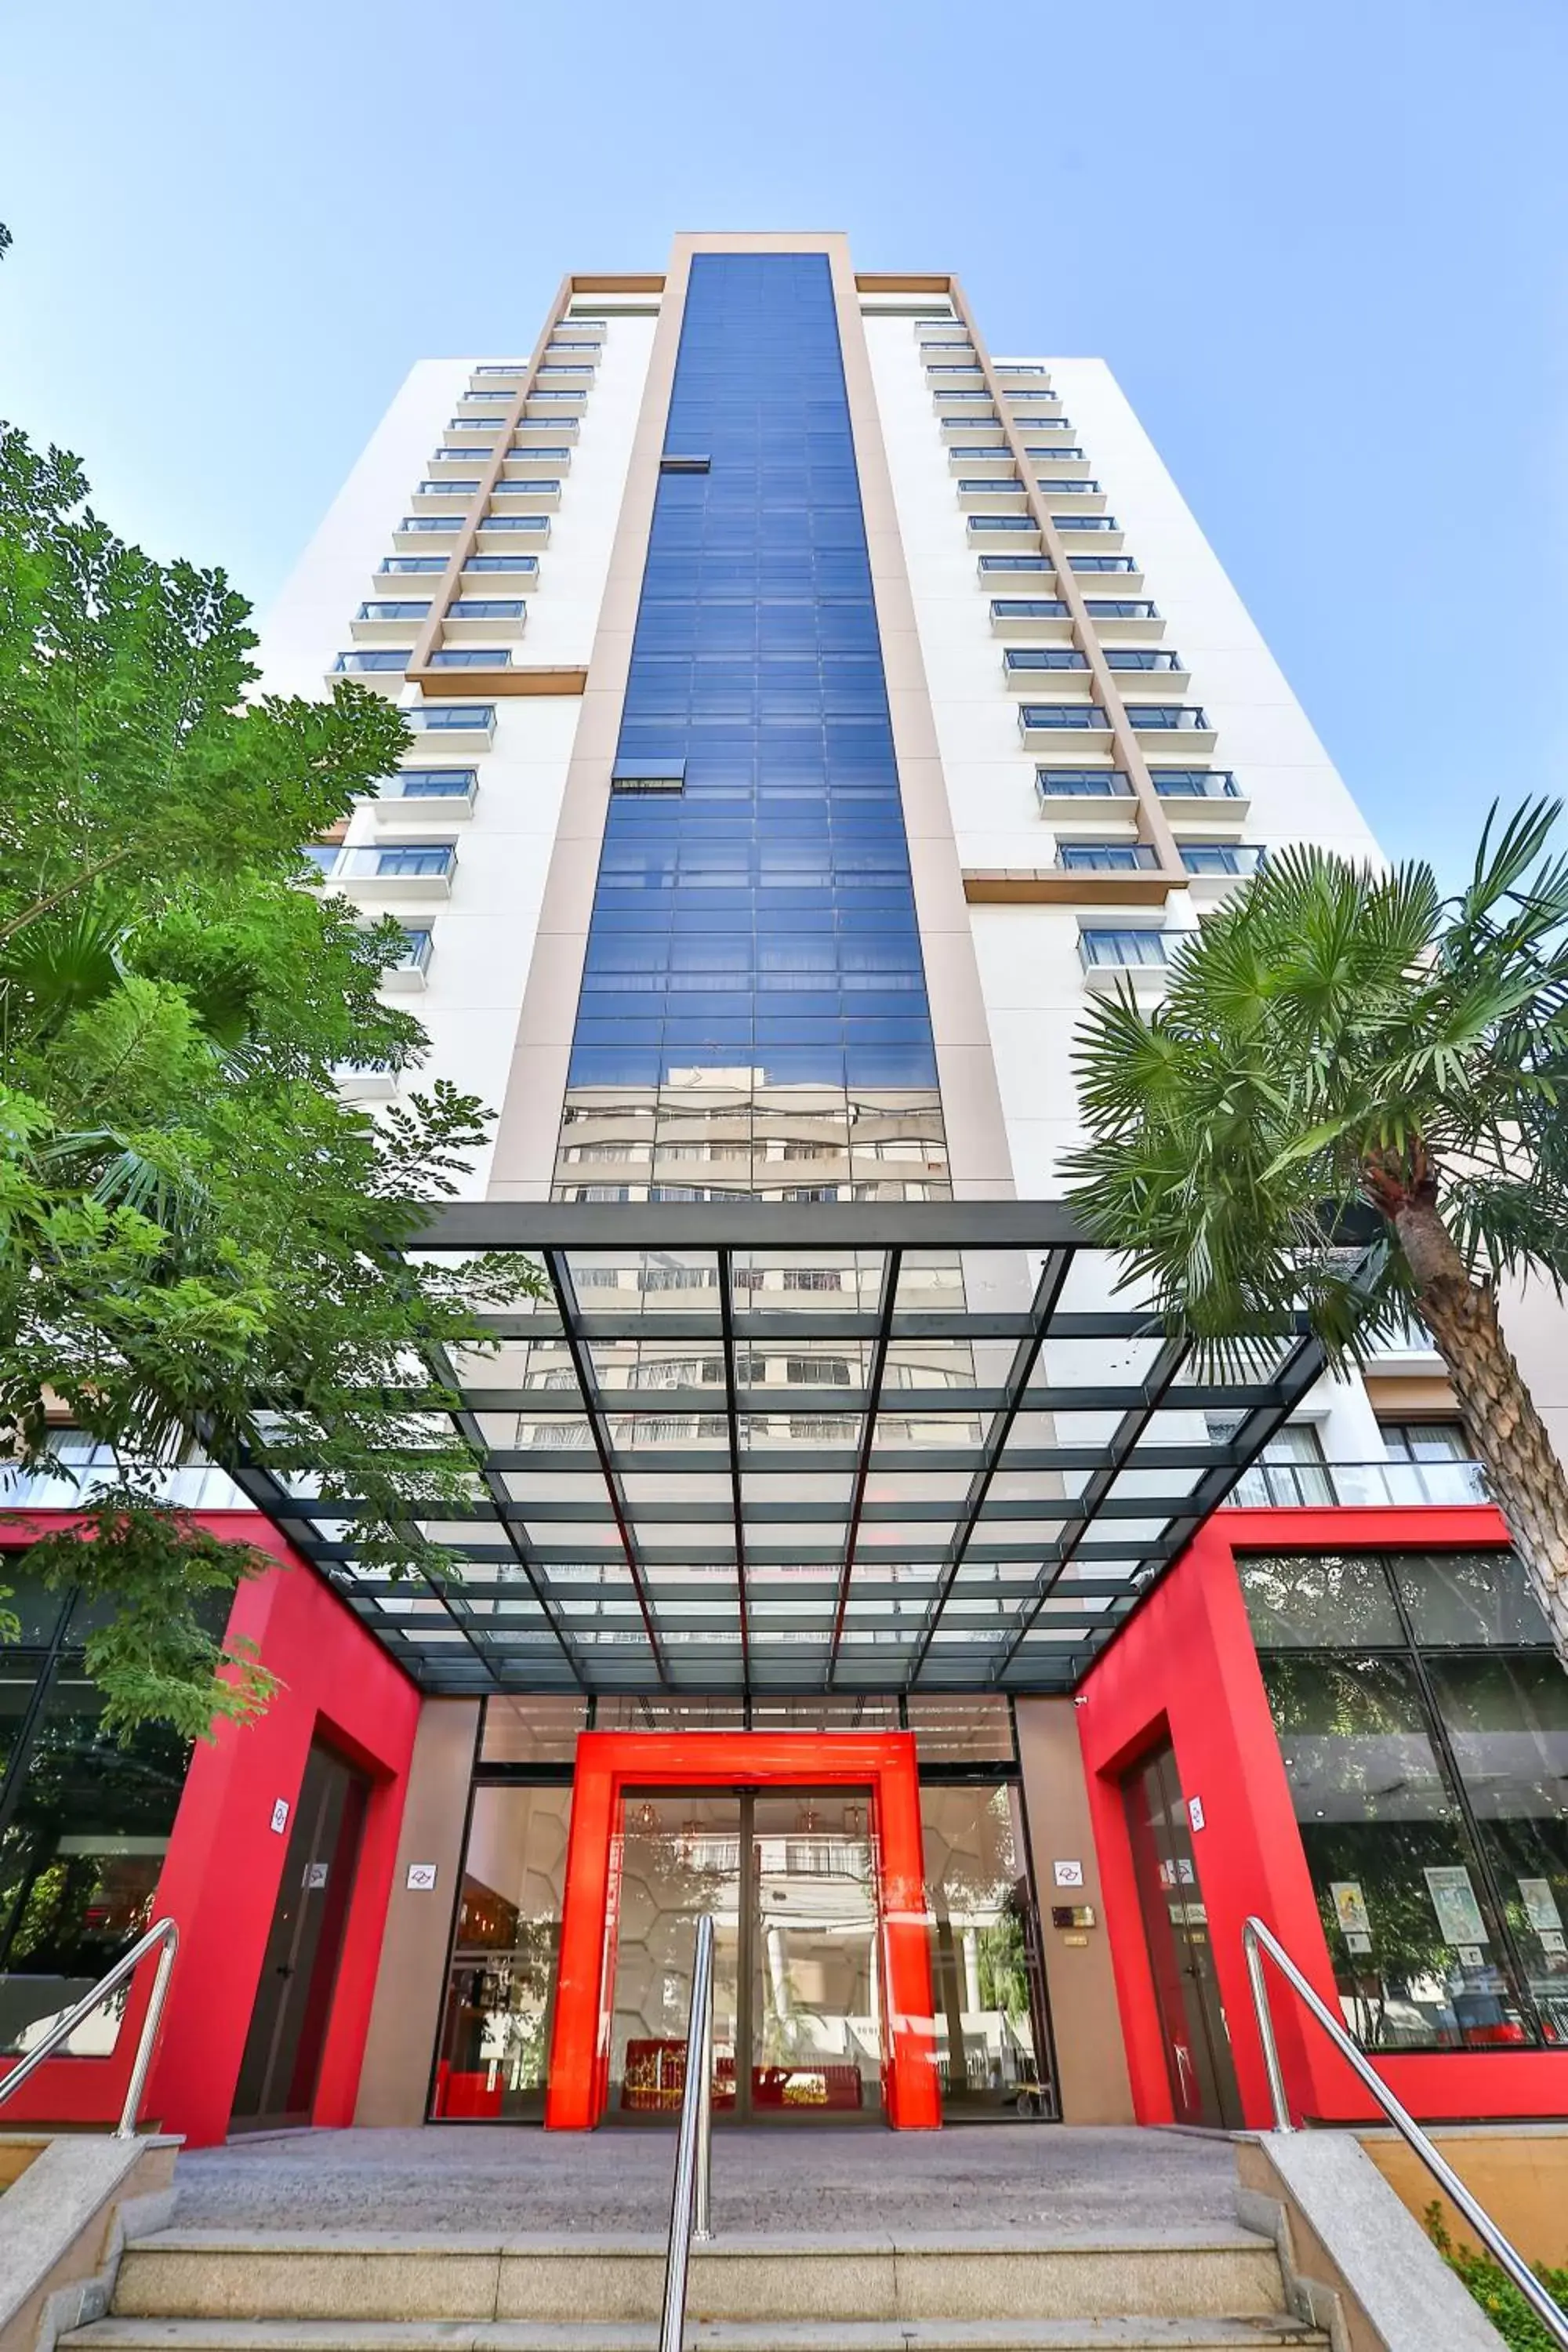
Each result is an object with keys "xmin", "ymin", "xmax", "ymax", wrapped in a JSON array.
[{"xmin": 236, "ymin": 1203, "xmax": 1323, "ymax": 1699}]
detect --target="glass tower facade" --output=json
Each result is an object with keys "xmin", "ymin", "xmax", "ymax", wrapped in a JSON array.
[{"xmin": 554, "ymin": 253, "xmax": 949, "ymax": 1202}]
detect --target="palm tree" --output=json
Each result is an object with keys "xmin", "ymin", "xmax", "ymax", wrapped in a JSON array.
[{"xmin": 1065, "ymin": 800, "xmax": 1568, "ymax": 1668}]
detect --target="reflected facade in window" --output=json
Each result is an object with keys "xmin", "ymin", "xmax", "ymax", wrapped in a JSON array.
[
  {"xmin": 0, "ymin": 1585, "xmax": 188, "ymax": 2061},
  {"xmin": 1242, "ymin": 1549, "xmax": 1564, "ymax": 2052}
]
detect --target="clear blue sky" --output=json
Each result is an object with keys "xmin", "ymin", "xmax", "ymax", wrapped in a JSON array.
[{"xmin": 4, "ymin": 0, "xmax": 1566, "ymax": 884}]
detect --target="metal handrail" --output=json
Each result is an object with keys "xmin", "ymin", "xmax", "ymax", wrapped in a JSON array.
[
  {"xmin": 658, "ymin": 1913, "xmax": 715, "ymax": 2352},
  {"xmin": 1242, "ymin": 1914, "xmax": 1568, "ymax": 2347},
  {"xmin": 0, "ymin": 1916, "xmax": 178, "ymax": 2140}
]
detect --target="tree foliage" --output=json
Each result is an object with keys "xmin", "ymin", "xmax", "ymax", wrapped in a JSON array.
[
  {"xmin": 0, "ymin": 426, "xmax": 532, "ymax": 1738},
  {"xmin": 1066, "ymin": 802, "xmax": 1568, "ymax": 1367},
  {"xmin": 1065, "ymin": 804, "xmax": 1568, "ymax": 1662}
]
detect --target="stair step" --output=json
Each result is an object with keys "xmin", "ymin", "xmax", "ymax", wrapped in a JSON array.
[
  {"xmin": 107, "ymin": 2234, "xmax": 1291, "ymax": 2328},
  {"xmin": 70, "ymin": 2323, "xmax": 1328, "ymax": 2352}
]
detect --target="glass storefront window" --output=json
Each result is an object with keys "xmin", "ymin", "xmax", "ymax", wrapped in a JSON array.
[
  {"xmin": 1425, "ymin": 1655, "xmax": 1568, "ymax": 2045},
  {"xmin": 432, "ymin": 1784, "xmax": 573, "ymax": 2118},
  {"xmin": 0, "ymin": 1670, "xmax": 188, "ymax": 2058},
  {"xmin": 1391, "ymin": 1552, "xmax": 1553, "ymax": 1648},
  {"xmin": 1238, "ymin": 1553, "xmax": 1403, "ymax": 1648},
  {"xmin": 1261, "ymin": 1652, "xmax": 1533, "ymax": 2050}
]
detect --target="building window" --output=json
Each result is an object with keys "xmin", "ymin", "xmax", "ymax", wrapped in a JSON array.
[{"xmin": 1240, "ymin": 1548, "xmax": 1566, "ymax": 2051}]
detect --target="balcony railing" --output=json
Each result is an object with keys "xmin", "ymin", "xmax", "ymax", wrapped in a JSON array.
[
  {"xmin": 379, "ymin": 556, "xmax": 449, "ymax": 575},
  {"xmin": 1105, "ymin": 648, "xmax": 1184, "ymax": 671},
  {"xmin": 992, "ymin": 599, "xmax": 1069, "ymax": 619},
  {"xmin": 407, "ymin": 704, "xmax": 495, "ymax": 733},
  {"xmin": 1005, "ymin": 648, "xmax": 1090, "ymax": 672},
  {"xmin": 1034, "ymin": 479, "xmax": 1100, "ymax": 495},
  {"xmin": 1179, "ymin": 844, "xmax": 1267, "ymax": 877},
  {"xmin": 1058, "ymin": 844, "xmax": 1159, "ymax": 873},
  {"xmin": 1224, "ymin": 1459, "xmax": 1490, "ymax": 1509},
  {"xmin": 1079, "ymin": 928, "xmax": 1170, "ymax": 971},
  {"xmin": 978, "ymin": 554, "xmax": 1052, "ymax": 573},
  {"xmin": 358, "ymin": 601, "xmax": 431, "ymax": 622},
  {"xmin": 332, "ymin": 649, "xmax": 408, "ymax": 674},
  {"xmin": 378, "ymin": 768, "xmax": 478, "ymax": 800},
  {"xmin": 1083, "ymin": 600, "xmax": 1159, "ymax": 619},
  {"xmin": 1070, "ymin": 555, "xmax": 1138, "ymax": 573},
  {"xmin": 1053, "ymin": 514, "xmax": 1119, "ymax": 531},
  {"xmin": 1036, "ymin": 768, "xmax": 1134, "ymax": 800},
  {"xmin": 1019, "ymin": 704, "xmax": 1111, "ymax": 731},
  {"xmin": 339, "ymin": 846, "xmax": 456, "ymax": 880},
  {"xmin": 1150, "ymin": 768, "xmax": 1242, "ymax": 799},
  {"xmin": 1127, "ymin": 705, "xmax": 1211, "ymax": 730}
]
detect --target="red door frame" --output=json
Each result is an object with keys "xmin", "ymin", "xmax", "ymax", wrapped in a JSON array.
[{"xmin": 544, "ymin": 1730, "xmax": 940, "ymax": 2129}]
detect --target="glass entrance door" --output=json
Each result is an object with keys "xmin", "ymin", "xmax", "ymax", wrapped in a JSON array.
[
  {"xmin": 607, "ymin": 1788, "xmax": 880, "ymax": 2120},
  {"xmin": 1122, "ymin": 1741, "xmax": 1242, "ymax": 2129}
]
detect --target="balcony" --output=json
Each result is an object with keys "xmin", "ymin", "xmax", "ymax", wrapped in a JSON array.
[
  {"xmin": 989, "ymin": 597, "xmax": 1072, "ymax": 640},
  {"xmin": 500, "ymin": 446, "xmax": 574, "ymax": 478},
  {"xmin": 376, "ymin": 555, "xmax": 450, "ymax": 583},
  {"xmin": 410, "ymin": 478, "xmax": 481, "ymax": 514},
  {"xmin": 372, "ymin": 767, "xmax": 478, "ymax": 819},
  {"xmin": 535, "ymin": 361, "xmax": 596, "ymax": 387},
  {"xmin": 1127, "ymin": 704, "xmax": 1217, "ymax": 754},
  {"xmin": 976, "ymin": 554, "xmax": 1055, "ymax": 586},
  {"xmin": 430, "ymin": 439, "xmax": 495, "ymax": 465},
  {"xmin": 329, "ymin": 648, "xmax": 408, "ymax": 697},
  {"xmin": 1025, "ymin": 444, "xmax": 1087, "ymax": 470},
  {"xmin": 427, "ymin": 645, "xmax": 514, "ymax": 672},
  {"xmin": 393, "ymin": 514, "xmax": 463, "ymax": 551},
  {"xmin": 383, "ymin": 925, "xmax": 434, "ymax": 990},
  {"xmin": 939, "ymin": 415, "xmax": 1002, "ymax": 445},
  {"xmin": 405, "ymin": 702, "xmax": 496, "ymax": 747},
  {"xmin": 460, "ymin": 556, "xmax": 540, "ymax": 592},
  {"xmin": 946, "ymin": 450, "xmax": 1015, "ymax": 482},
  {"xmin": 933, "ymin": 387, "xmax": 993, "ymax": 418},
  {"xmin": 967, "ymin": 514, "xmax": 1041, "ymax": 549},
  {"xmin": 1018, "ymin": 702, "xmax": 1112, "ymax": 746},
  {"xmin": 1078, "ymin": 925, "xmax": 1172, "ymax": 993},
  {"xmin": 1070, "ymin": 554, "xmax": 1142, "ymax": 580},
  {"xmin": 1005, "ymin": 393, "xmax": 1065, "ymax": 421},
  {"xmin": 476, "ymin": 512, "xmax": 552, "ymax": 550},
  {"xmin": 1083, "ymin": 597, "xmax": 1164, "ymax": 642},
  {"xmin": 1178, "ymin": 840, "xmax": 1267, "ymax": 899},
  {"xmin": 1058, "ymin": 841, "xmax": 1159, "ymax": 874},
  {"xmin": 524, "ymin": 387, "xmax": 589, "ymax": 419},
  {"xmin": 1004, "ymin": 647, "xmax": 1091, "ymax": 688},
  {"xmin": 1051, "ymin": 516, "xmax": 1125, "ymax": 551},
  {"xmin": 440, "ymin": 597, "xmax": 528, "ymax": 644},
  {"xmin": 1033, "ymin": 771, "xmax": 1141, "ymax": 835},
  {"xmin": 492, "ymin": 477, "xmax": 562, "ymax": 509},
  {"xmin": 514, "ymin": 417, "xmax": 579, "ymax": 445},
  {"xmin": 1035, "ymin": 481, "xmax": 1107, "ymax": 514},
  {"xmin": 926, "ymin": 363, "xmax": 986, "ymax": 390},
  {"xmin": 1150, "ymin": 768, "xmax": 1250, "ymax": 832},
  {"xmin": 336, "ymin": 843, "xmax": 457, "ymax": 901},
  {"xmin": 1105, "ymin": 647, "xmax": 1190, "ymax": 691},
  {"xmin": 1223, "ymin": 1457, "xmax": 1490, "ymax": 1510},
  {"xmin": 957, "ymin": 478, "xmax": 1028, "ymax": 514},
  {"xmin": 351, "ymin": 598, "xmax": 430, "ymax": 643},
  {"xmin": 469, "ymin": 365, "xmax": 525, "ymax": 393}
]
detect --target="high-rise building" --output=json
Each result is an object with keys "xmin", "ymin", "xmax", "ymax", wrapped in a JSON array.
[{"xmin": 4, "ymin": 236, "xmax": 1565, "ymax": 2149}]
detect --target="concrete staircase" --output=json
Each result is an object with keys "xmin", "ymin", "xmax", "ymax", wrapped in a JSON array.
[{"xmin": 64, "ymin": 2228, "xmax": 1327, "ymax": 2351}]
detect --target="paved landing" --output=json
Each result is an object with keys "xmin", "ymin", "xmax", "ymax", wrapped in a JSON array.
[{"xmin": 173, "ymin": 2125, "xmax": 1241, "ymax": 2238}]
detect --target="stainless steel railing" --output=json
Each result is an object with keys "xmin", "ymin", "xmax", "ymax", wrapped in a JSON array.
[
  {"xmin": 1242, "ymin": 1914, "xmax": 1568, "ymax": 2348},
  {"xmin": 658, "ymin": 1913, "xmax": 715, "ymax": 2352},
  {"xmin": 0, "ymin": 1916, "xmax": 179, "ymax": 2140}
]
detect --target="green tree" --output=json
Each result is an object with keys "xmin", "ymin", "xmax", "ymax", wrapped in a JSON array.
[
  {"xmin": 1065, "ymin": 805, "xmax": 1568, "ymax": 1667},
  {"xmin": 0, "ymin": 426, "xmax": 532, "ymax": 1738}
]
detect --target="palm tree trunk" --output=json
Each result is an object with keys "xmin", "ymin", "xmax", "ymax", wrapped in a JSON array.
[{"xmin": 1393, "ymin": 1196, "xmax": 1568, "ymax": 1667}]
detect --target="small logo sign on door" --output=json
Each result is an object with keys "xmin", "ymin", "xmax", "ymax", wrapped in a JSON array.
[{"xmin": 303, "ymin": 1861, "xmax": 328, "ymax": 1890}]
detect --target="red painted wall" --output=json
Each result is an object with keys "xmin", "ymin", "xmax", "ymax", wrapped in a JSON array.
[
  {"xmin": 1076, "ymin": 1503, "xmax": 1568, "ymax": 2126},
  {"xmin": 0, "ymin": 1514, "xmax": 419, "ymax": 2144}
]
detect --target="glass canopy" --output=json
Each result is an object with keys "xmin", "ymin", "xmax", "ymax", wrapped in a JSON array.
[{"xmin": 227, "ymin": 1203, "xmax": 1323, "ymax": 1699}]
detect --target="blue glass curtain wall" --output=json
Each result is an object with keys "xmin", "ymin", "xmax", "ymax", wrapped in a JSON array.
[{"xmin": 554, "ymin": 253, "xmax": 949, "ymax": 1203}]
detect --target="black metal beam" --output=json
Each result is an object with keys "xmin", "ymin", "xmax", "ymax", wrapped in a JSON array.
[
  {"xmin": 543, "ymin": 1248, "xmax": 670, "ymax": 1686},
  {"xmin": 992, "ymin": 1334, "xmax": 1194, "ymax": 1676},
  {"xmin": 717, "ymin": 1247, "xmax": 751, "ymax": 1696},
  {"xmin": 412, "ymin": 1201, "xmax": 1090, "ymax": 1251},
  {"xmin": 905, "ymin": 1247, "xmax": 1073, "ymax": 1683},
  {"xmin": 826, "ymin": 1248, "xmax": 902, "ymax": 1686}
]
